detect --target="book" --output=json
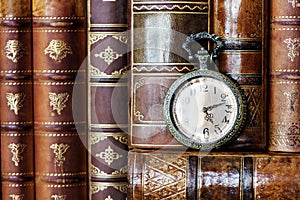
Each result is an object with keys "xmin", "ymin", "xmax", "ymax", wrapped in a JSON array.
[
  {"xmin": 32, "ymin": 0, "xmax": 87, "ymax": 199},
  {"xmin": 268, "ymin": 0, "xmax": 300, "ymax": 152},
  {"xmin": 0, "ymin": 0, "xmax": 34, "ymax": 199},
  {"xmin": 87, "ymin": 0, "xmax": 128, "ymax": 199},
  {"xmin": 128, "ymin": 150, "xmax": 300, "ymax": 199},
  {"xmin": 128, "ymin": 0, "xmax": 210, "ymax": 149},
  {"xmin": 211, "ymin": 0, "xmax": 267, "ymax": 151}
]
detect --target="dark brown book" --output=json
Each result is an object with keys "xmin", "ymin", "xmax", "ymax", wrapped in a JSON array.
[
  {"xmin": 32, "ymin": 0, "xmax": 87, "ymax": 199},
  {"xmin": 268, "ymin": 0, "xmax": 300, "ymax": 152},
  {"xmin": 128, "ymin": 150, "xmax": 300, "ymax": 200},
  {"xmin": 128, "ymin": 0, "xmax": 210, "ymax": 149},
  {"xmin": 211, "ymin": 0, "xmax": 267, "ymax": 151},
  {"xmin": 87, "ymin": 0, "xmax": 128, "ymax": 199},
  {"xmin": 0, "ymin": 1, "xmax": 34, "ymax": 199}
]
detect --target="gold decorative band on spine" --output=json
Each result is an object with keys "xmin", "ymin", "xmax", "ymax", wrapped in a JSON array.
[
  {"xmin": 34, "ymin": 132, "xmax": 84, "ymax": 137},
  {"xmin": 2, "ymin": 183, "xmax": 34, "ymax": 187},
  {"xmin": 1, "ymin": 121, "xmax": 32, "ymax": 125},
  {"xmin": 1, "ymin": 172, "xmax": 34, "ymax": 176},
  {"xmin": 36, "ymin": 172, "xmax": 86, "ymax": 177},
  {"xmin": 32, "ymin": 29, "xmax": 85, "ymax": 33},
  {"xmin": 0, "ymin": 30, "xmax": 31, "ymax": 33},
  {"xmin": 274, "ymin": 69, "xmax": 300, "ymax": 72},
  {"xmin": 33, "ymin": 16, "xmax": 86, "ymax": 20},
  {"xmin": 0, "ymin": 70, "xmax": 32, "ymax": 74},
  {"xmin": 1, "ymin": 133, "xmax": 33, "ymax": 137},
  {"xmin": 34, "ymin": 121, "xmax": 85, "ymax": 125},
  {"xmin": 270, "ymin": 15, "xmax": 300, "ymax": 19},
  {"xmin": 0, "ymin": 17, "xmax": 32, "ymax": 20},
  {"xmin": 270, "ymin": 27, "xmax": 300, "ymax": 31},
  {"xmin": 271, "ymin": 81, "xmax": 300, "ymax": 84},
  {"xmin": 33, "ymin": 82, "xmax": 82, "ymax": 85},
  {"xmin": 43, "ymin": 183, "xmax": 86, "ymax": 188},
  {"xmin": 34, "ymin": 69, "xmax": 85, "ymax": 73},
  {"xmin": 0, "ymin": 82, "xmax": 32, "ymax": 85}
]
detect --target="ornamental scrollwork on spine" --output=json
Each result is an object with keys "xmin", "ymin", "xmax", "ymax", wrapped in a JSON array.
[
  {"xmin": 283, "ymin": 37, "xmax": 300, "ymax": 62},
  {"xmin": 49, "ymin": 92, "xmax": 69, "ymax": 115},
  {"xmin": 50, "ymin": 143, "xmax": 70, "ymax": 168},
  {"xmin": 8, "ymin": 143, "xmax": 27, "ymax": 166},
  {"xmin": 51, "ymin": 194, "xmax": 67, "ymax": 200},
  {"xmin": 9, "ymin": 194, "xmax": 24, "ymax": 200},
  {"xmin": 44, "ymin": 40, "xmax": 72, "ymax": 62},
  {"xmin": 6, "ymin": 92, "xmax": 26, "ymax": 115},
  {"xmin": 3, "ymin": 40, "xmax": 28, "ymax": 63}
]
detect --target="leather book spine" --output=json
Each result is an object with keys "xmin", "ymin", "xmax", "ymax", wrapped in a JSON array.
[
  {"xmin": 128, "ymin": 150, "xmax": 300, "ymax": 199},
  {"xmin": 211, "ymin": 0, "xmax": 267, "ymax": 151},
  {"xmin": 88, "ymin": 0, "xmax": 128, "ymax": 199},
  {"xmin": 32, "ymin": 0, "xmax": 87, "ymax": 199},
  {"xmin": 128, "ymin": 0, "xmax": 210, "ymax": 149},
  {"xmin": 0, "ymin": 1, "xmax": 34, "ymax": 199},
  {"xmin": 268, "ymin": 0, "xmax": 300, "ymax": 152}
]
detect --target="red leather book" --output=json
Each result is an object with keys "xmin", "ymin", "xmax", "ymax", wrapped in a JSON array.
[
  {"xmin": 268, "ymin": 0, "xmax": 300, "ymax": 152},
  {"xmin": 128, "ymin": 150, "xmax": 300, "ymax": 200},
  {"xmin": 128, "ymin": 0, "xmax": 210, "ymax": 149},
  {"xmin": 211, "ymin": 0, "xmax": 267, "ymax": 151},
  {"xmin": 32, "ymin": 0, "xmax": 87, "ymax": 199},
  {"xmin": 87, "ymin": 0, "xmax": 128, "ymax": 199},
  {"xmin": 0, "ymin": 1, "xmax": 34, "ymax": 199}
]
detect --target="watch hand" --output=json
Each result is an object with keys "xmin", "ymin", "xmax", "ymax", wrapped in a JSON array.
[{"xmin": 203, "ymin": 102, "xmax": 225, "ymax": 112}]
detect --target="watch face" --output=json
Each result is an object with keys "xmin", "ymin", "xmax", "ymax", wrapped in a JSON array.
[{"xmin": 164, "ymin": 70, "xmax": 247, "ymax": 150}]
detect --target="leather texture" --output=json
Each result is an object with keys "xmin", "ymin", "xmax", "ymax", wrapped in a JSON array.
[
  {"xmin": 0, "ymin": 1, "xmax": 34, "ymax": 199},
  {"xmin": 128, "ymin": 150, "xmax": 300, "ymax": 200},
  {"xmin": 268, "ymin": 0, "xmax": 300, "ymax": 152},
  {"xmin": 32, "ymin": 0, "xmax": 87, "ymax": 199},
  {"xmin": 87, "ymin": 0, "xmax": 128, "ymax": 199}
]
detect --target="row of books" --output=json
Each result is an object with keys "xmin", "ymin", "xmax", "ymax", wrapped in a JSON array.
[{"xmin": 0, "ymin": 0, "xmax": 299, "ymax": 199}]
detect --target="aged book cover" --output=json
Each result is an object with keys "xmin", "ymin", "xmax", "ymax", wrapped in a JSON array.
[
  {"xmin": 128, "ymin": 150, "xmax": 300, "ymax": 200},
  {"xmin": 88, "ymin": 0, "xmax": 128, "ymax": 199},
  {"xmin": 32, "ymin": 0, "xmax": 87, "ymax": 199},
  {"xmin": 211, "ymin": 0, "xmax": 267, "ymax": 151},
  {"xmin": 128, "ymin": 0, "xmax": 210, "ymax": 149},
  {"xmin": 268, "ymin": 0, "xmax": 300, "ymax": 152},
  {"xmin": 0, "ymin": 1, "xmax": 34, "ymax": 199}
]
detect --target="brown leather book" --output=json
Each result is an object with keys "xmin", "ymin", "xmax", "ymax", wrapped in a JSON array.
[
  {"xmin": 268, "ymin": 0, "xmax": 300, "ymax": 152},
  {"xmin": 128, "ymin": 150, "xmax": 300, "ymax": 200},
  {"xmin": 211, "ymin": 0, "xmax": 267, "ymax": 151},
  {"xmin": 32, "ymin": 0, "xmax": 87, "ymax": 199},
  {"xmin": 0, "ymin": 1, "xmax": 34, "ymax": 199},
  {"xmin": 128, "ymin": 0, "xmax": 210, "ymax": 149},
  {"xmin": 87, "ymin": 0, "xmax": 128, "ymax": 199}
]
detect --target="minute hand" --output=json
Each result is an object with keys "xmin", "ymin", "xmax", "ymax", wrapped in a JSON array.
[{"xmin": 202, "ymin": 102, "xmax": 225, "ymax": 112}]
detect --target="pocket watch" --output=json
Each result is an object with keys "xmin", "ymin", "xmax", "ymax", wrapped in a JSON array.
[{"xmin": 164, "ymin": 32, "xmax": 247, "ymax": 150}]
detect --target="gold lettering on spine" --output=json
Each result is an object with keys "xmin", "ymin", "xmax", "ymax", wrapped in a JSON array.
[
  {"xmin": 50, "ymin": 143, "xmax": 70, "ymax": 167},
  {"xmin": 288, "ymin": 0, "xmax": 300, "ymax": 8},
  {"xmin": 9, "ymin": 194, "xmax": 24, "ymax": 200},
  {"xmin": 283, "ymin": 37, "xmax": 300, "ymax": 62},
  {"xmin": 8, "ymin": 143, "xmax": 27, "ymax": 166},
  {"xmin": 51, "ymin": 194, "xmax": 67, "ymax": 200},
  {"xmin": 49, "ymin": 92, "xmax": 69, "ymax": 115},
  {"xmin": 4, "ymin": 40, "xmax": 28, "ymax": 63},
  {"xmin": 6, "ymin": 92, "xmax": 26, "ymax": 115},
  {"xmin": 44, "ymin": 40, "xmax": 72, "ymax": 62}
]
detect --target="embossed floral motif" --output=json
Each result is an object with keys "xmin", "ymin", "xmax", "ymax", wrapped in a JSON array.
[
  {"xmin": 3, "ymin": 40, "xmax": 28, "ymax": 63},
  {"xmin": 9, "ymin": 194, "xmax": 24, "ymax": 200},
  {"xmin": 6, "ymin": 92, "xmax": 26, "ymax": 115},
  {"xmin": 51, "ymin": 194, "xmax": 67, "ymax": 200},
  {"xmin": 44, "ymin": 40, "xmax": 72, "ymax": 62},
  {"xmin": 283, "ymin": 37, "xmax": 300, "ymax": 62},
  {"xmin": 49, "ymin": 92, "xmax": 69, "ymax": 115},
  {"xmin": 8, "ymin": 143, "xmax": 27, "ymax": 166},
  {"xmin": 50, "ymin": 143, "xmax": 70, "ymax": 167}
]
